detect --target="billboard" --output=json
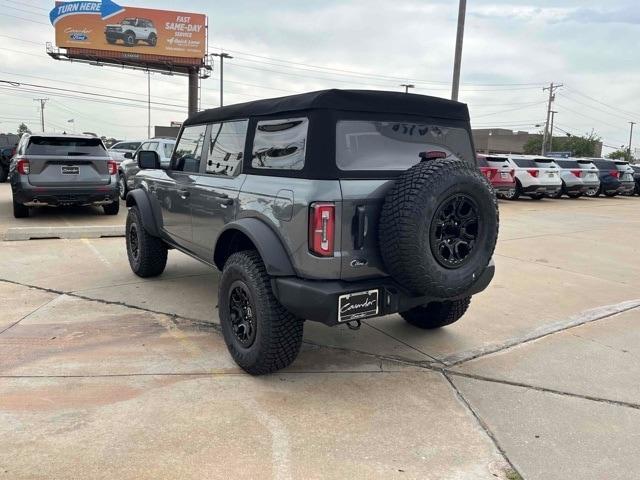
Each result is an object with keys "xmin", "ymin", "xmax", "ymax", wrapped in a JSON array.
[{"xmin": 50, "ymin": 0, "xmax": 206, "ymax": 64}]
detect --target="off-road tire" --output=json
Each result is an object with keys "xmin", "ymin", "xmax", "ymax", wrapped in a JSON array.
[
  {"xmin": 124, "ymin": 31, "xmax": 136, "ymax": 46},
  {"xmin": 12, "ymin": 197, "xmax": 28, "ymax": 218},
  {"xmin": 401, "ymin": 297, "xmax": 471, "ymax": 329},
  {"xmin": 103, "ymin": 201, "xmax": 120, "ymax": 215},
  {"xmin": 379, "ymin": 158, "xmax": 498, "ymax": 298},
  {"xmin": 118, "ymin": 173, "xmax": 128, "ymax": 200},
  {"xmin": 219, "ymin": 251, "xmax": 303, "ymax": 375},
  {"xmin": 0, "ymin": 165, "xmax": 8, "ymax": 183},
  {"xmin": 147, "ymin": 33, "xmax": 157, "ymax": 46},
  {"xmin": 126, "ymin": 206, "xmax": 167, "ymax": 277}
]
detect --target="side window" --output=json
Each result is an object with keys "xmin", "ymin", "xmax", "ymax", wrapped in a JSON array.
[
  {"xmin": 206, "ymin": 120, "xmax": 248, "ymax": 176},
  {"xmin": 163, "ymin": 142, "xmax": 174, "ymax": 158},
  {"xmin": 135, "ymin": 142, "xmax": 150, "ymax": 157},
  {"xmin": 147, "ymin": 141, "xmax": 159, "ymax": 152},
  {"xmin": 171, "ymin": 125, "xmax": 206, "ymax": 173},
  {"xmin": 251, "ymin": 117, "xmax": 308, "ymax": 170}
]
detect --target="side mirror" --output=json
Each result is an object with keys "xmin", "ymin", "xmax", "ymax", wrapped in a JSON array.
[
  {"xmin": 138, "ymin": 150, "xmax": 161, "ymax": 169},
  {"xmin": 124, "ymin": 152, "xmax": 133, "ymax": 159}
]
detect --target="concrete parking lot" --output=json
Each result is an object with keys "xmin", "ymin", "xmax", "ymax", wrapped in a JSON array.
[{"xmin": 1, "ymin": 182, "xmax": 640, "ymax": 479}]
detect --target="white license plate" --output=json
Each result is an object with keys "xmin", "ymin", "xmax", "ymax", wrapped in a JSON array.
[
  {"xmin": 338, "ymin": 289, "xmax": 379, "ymax": 323},
  {"xmin": 500, "ymin": 172, "xmax": 509, "ymax": 179},
  {"xmin": 547, "ymin": 172, "xmax": 555, "ymax": 178},
  {"xmin": 61, "ymin": 166, "xmax": 79, "ymax": 175}
]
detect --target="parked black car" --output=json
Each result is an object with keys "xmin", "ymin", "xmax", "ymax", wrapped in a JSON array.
[
  {"xmin": 591, "ymin": 158, "xmax": 623, "ymax": 197},
  {"xmin": 631, "ymin": 165, "xmax": 640, "ymax": 195},
  {"xmin": 0, "ymin": 145, "xmax": 16, "ymax": 182}
]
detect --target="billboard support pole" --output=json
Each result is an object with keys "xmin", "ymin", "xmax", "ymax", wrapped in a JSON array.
[
  {"xmin": 147, "ymin": 71, "xmax": 151, "ymax": 139},
  {"xmin": 188, "ymin": 69, "xmax": 199, "ymax": 116}
]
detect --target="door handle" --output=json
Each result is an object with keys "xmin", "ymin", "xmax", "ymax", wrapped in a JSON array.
[
  {"xmin": 218, "ymin": 197, "xmax": 234, "ymax": 206},
  {"xmin": 179, "ymin": 189, "xmax": 190, "ymax": 199}
]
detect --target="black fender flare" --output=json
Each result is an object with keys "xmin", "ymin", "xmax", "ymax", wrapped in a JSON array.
[
  {"xmin": 126, "ymin": 189, "xmax": 161, "ymax": 237},
  {"xmin": 214, "ymin": 218, "xmax": 296, "ymax": 276}
]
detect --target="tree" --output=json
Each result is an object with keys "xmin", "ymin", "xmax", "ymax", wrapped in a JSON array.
[
  {"xmin": 17, "ymin": 123, "xmax": 31, "ymax": 137},
  {"xmin": 523, "ymin": 130, "xmax": 601, "ymax": 157},
  {"xmin": 607, "ymin": 150, "xmax": 632, "ymax": 162}
]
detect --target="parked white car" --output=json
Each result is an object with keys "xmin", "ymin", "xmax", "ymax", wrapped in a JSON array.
[
  {"xmin": 108, "ymin": 140, "xmax": 143, "ymax": 163},
  {"xmin": 118, "ymin": 138, "xmax": 175, "ymax": 199},
  {"xmin": 504, "ymin": 155, "xmax": 562, "ymax": 200}
]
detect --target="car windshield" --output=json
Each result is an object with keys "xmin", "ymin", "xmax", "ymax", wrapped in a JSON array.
[
  {"xmin": 336, "ymin": 120, "xmax": 474, "ymax": 171},
  {"xmin": 26, "ymin": 137, "xmax": 106, "ymax": 156},
  {"xmin": 122, "ymin": 19, "xmax": 136, "ymax": 26}
]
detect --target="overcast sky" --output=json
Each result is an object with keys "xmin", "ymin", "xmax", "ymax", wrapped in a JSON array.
[{"xmin": 0, "ymin": 0, "xmax": 638, "ymax": 154}]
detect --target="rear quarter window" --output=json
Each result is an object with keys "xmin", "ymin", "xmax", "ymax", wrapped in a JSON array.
[
  {"xmin": 26, "ymin": 137, "xmax": 106, "ymax": 156},
  {"xmin": 251, "ymin": 117, "xmax": 308, "ymax": 170},
  {"xmin": 336, "ymin": 120, "xmax": 474, "ymax": 171}
]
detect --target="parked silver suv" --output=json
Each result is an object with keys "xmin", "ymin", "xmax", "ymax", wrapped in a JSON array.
[
  {"xmin": 124, "ymin": 90, "xmax": 499, "ymax": 374},
  {"xmin": 10, "ymin": 133, "xmax": 119, "ymax": 218}
]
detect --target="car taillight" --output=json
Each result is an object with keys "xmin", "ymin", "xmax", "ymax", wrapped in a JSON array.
[
  {"xmin": 610, "ymin": 170, "xmax": 620, "ymax": 179},
  {"xmin": 309, "ymin": 202, "xmax": 335, "ymax": 257},
  {"xmin": 419, "ymin": 150, "xmax": 448, "ymax": 160},
  {"xmin": 17, "ymin": 159, "xmax": 30, "ymax": 175},
  {"xmin": 571, "ymin": 169, "xmax": 582, "ymax": 178},
  {"xmin": 107, "ymin": 160, "xmax": 118, "ymax": 175},
  {"xmin": 509, "ymin": 169, "xmax": 515, "ymax": 178},
  {"xmin": 527, "ymin": 169, "xmax": 539, "ymax": 178}
]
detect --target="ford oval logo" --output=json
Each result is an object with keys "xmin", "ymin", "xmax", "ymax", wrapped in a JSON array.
[{"xmin": 70, "ymin": 33, "xmax": 88, "ymax": 41}]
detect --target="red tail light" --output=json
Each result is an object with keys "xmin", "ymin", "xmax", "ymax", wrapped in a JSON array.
[
  {"xmin": 17, "ymin": 158, "xmax": 30, "ymax": 175},
  {"xmin": 309, "ymin": 202, "xmax": 335, "ymax": 257},
  {"xmin": 509, "ymin": 169, "xmax": 515, "ymax": 178},
  {"xmin": 527, "ymin": 169, "xmax": 539, "ymax": 178},
  {"xmin": 570, "ymin": 169, "xmax": 582, "ymax": 178},
  {"xmin": 610, "ymin": 170, "xmax": 620, "ymax": 179},
  {"xmin": 107, "ymin": 160, "xmax": 118, "ymax": 175}
]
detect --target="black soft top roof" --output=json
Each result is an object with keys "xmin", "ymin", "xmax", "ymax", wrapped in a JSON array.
[{"xmin": 184, "ymin": 89, "xmax": 470, "ymax": 126}]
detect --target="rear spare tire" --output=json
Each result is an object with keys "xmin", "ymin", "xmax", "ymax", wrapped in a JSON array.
[{"xmin": 379, "ymin": 158, "xmax": 498, "ymax": 298}]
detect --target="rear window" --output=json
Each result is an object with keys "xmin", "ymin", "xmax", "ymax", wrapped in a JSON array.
[
  {"xmin": 555, "ymin": 160, "xmax": 580, "ymax": 168},
  {"xmin": 592, "ymin": 159, "xmax": 615, "ymax": 169},
  {"xmin": 336, "ymin": 120, "xmax": 474, "ymax": 171},
  {"xmin": 512, "ymin": 158, "xmax": 538, "ymax": 168},
  {"xmin": 26, "ymin": 137, "xmax": 106, "ymax": 156},
  {"xmin": 251, "ymin": 118, "xmax": 308, "ymax": 170}
]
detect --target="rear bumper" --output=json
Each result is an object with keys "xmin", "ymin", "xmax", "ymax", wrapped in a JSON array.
[
  {"xmin": 13, "ymin": 184, "xmax": 118, "ymax": 206},
  {"xmin": 272, "ymin": 260, "xmax": 495, "ymax": 326},
  {"xmin": 618, "ymin": 182, "xmax": 636, "ymax": 194},
  {"xmin": 522, "ymin": 184, "xmax": 561, "ymax": 195}
]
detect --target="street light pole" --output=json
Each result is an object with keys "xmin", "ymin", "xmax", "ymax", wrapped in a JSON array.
[
  {"xmin": 400, "ymin": 84, "xmax": 415, "ymax": 94},
  {"xmin": 147, "ymin": 70, "xmax": 151, "ymax": 139},
  {"xmin": 629, "ymin": 122, "xmax": 636, "ymax": 160},
  {"xmin": 211, "ymin": 52, "xmax": 233, "ymax": 107},
  {"xmin": 451, "ymin": 0, "xmax": 467, "ymax": 101}
]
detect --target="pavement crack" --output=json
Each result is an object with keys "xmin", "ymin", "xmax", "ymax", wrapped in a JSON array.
[
  {"xmin": 445, "ymin": 370, "xmax": 640, "ymax": 411},
  {"xmin": 363, "ymin": 321, "xmax": 445, "ymax": 364},
  {"xmin": 0, "ymin": 294, "xmax": 60, "ymax": 336},
  {"xmin": 444, "ymin": 300, "xmax": 640, "ymax": 367},
  {"xmin": 441, "ymin": 371, "xmax": 523, "ymax": 479}
]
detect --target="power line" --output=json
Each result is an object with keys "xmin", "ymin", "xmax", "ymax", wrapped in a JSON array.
[
  {"xmin": 558, "ymin": 92, "xmax": 636, "ymax": 122},
  {"xmin": 565, "ymin": 86, "xmax": 639, "ymax": 119}
]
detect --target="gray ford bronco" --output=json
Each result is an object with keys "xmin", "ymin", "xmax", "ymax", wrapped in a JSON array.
[{"xmin": 125, "ymin": 89, "xmax": 498, "ymax": 374}]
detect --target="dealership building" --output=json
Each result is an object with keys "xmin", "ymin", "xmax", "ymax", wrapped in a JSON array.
[{"xmin": 472, "ymin": 128, "xmax": 603, "ymax": 157}]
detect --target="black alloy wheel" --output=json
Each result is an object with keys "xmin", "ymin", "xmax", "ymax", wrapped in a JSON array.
[
  {"xmin": 430, "ymin": 194, "xmax": 479, "ymax": 269},
  {"xmin": 228, "ymin": 281, "xmax": 257, "ymax": 348}
]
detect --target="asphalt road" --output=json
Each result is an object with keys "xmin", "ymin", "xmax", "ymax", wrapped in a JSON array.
[{"xmin": 1, "ymin": 182, "xmax": 639, "ymax": 479}]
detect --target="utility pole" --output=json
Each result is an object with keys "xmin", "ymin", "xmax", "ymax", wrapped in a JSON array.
[
  {"xmin": 147, "ymin": 70, "xmax": 151, "ymax": 139},
  {"xmin": 548, "ymin": 110, "xmax": 557, "ymax": 153},
  {"xmin": 211, "ymin": 52, "xmax": 233, "ymax": 107},
  {"xmin": 629, "ymin": 122, "xmax": 636, "ymax": 160},
  {"xmin": 400, "ymin": 84, "xmax": 415, "ymax": 94},
  {"xmin": 541, "ymin": 83, "xmax": 562, "ymax": 155},
  {"xmin": 451, "ymin": 0, "xmax": 467, "ymax": 101},
  {"xmin": 33, "ymin": 98, "xmax": 49, "ymax": 132}
]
